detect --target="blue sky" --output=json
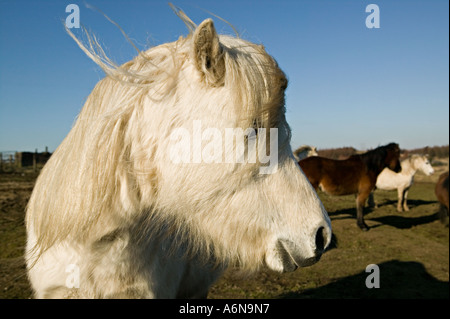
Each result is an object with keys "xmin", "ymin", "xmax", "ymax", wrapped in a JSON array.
[{"xmin": 0, "ymin": 0, "xmax": 448, "ymax": 153}]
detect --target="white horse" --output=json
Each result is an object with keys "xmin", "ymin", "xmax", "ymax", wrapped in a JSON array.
[
  {"xmin": 293, "ymin": 145, "xmax": 318, "ymax": 161},
  {"xmin": 25, "ymin": 8, "xmax": 331, "ymax": 299},
  {"xmin": 369, "ymin": 154, "xmax": 434, "ymax": 212}
]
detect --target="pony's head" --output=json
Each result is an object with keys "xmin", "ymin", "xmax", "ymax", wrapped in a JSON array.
[
  {"xmin": 411, "ymin": 154, "xmax": 434, "ymax": 176},
  {"xmin": 293, "ymin": 145, "xmax": 318, "ymax": 161},
  {"xmin": 31, "ymin": 12, "xmax": 331, "ymax": 273},
  {"xmin": 146, "ymin": 18, "xmax": 332, "ymax": 272}
]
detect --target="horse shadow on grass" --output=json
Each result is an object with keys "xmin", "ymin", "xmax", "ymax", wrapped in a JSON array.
[
  {"xmin": 369, "ymin": 199, "xmax": 439, "ymax": 230},
  {"xmin": 374, "ymin": 199, "xmax": 437, "ymax": 211},
  {"xmin": 369, "ymin": 212, "xmax": 440, "ymax": 230},
  {"xmin": 279, "ymin": 260, "xmax": 449, "ymax": 299},
  {"xmin": 327, "ymin": 204, "xmax": 440, "ymax": 230}
]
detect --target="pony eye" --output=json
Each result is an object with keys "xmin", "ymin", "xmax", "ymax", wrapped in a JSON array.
[
  {"xmin": 252, "ymin": 119, "xmax": 259, "ymax": 135},
  {"xmin": 247, "ymin": 129, "xmax": 257, "ymax": 139}
]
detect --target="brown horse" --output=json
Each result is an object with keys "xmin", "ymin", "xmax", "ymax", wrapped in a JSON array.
[
  {"xmin": 299, "ymin": 143, "xmax": 401, "ymax": 231},
  {"xmin": 435, "ymin": 171, "xmax": 449, "ymax": 225}
]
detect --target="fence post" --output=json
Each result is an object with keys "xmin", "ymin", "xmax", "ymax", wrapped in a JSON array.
[{"xmin": 15, "ymin": 152, "xmax": 20, "ymax": 169}]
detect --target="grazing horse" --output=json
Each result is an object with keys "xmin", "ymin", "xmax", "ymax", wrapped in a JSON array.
[
  {"xmin": 299, "ymin": 143, "xmax": 401, "ymax": 231},
  {"xmin": 25, "ymin": 8, "xmax": 331, "ymax": 298},
  {"xmin": 293, "ymin": 145, "xmax": 318, "ymax": 161},
  {"xmin": 368, "ymin": 154, "xmax": 434, "ymax": 212},
  {"xmin": 435, "ymin": 171, "xmax": 449, "ymax": 225}
]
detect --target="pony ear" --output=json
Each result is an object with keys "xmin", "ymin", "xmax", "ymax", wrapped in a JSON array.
[{"xmin": 192, "ymin": 18, "xmax": 225, "ymax": 86}]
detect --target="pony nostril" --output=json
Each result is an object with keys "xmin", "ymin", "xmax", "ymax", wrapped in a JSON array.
[{"xmin": 315, "ymin": 226, "xmax": 326, "ymax": 254}]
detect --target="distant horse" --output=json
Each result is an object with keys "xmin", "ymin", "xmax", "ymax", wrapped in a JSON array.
[
  {"xmin": 368, "ymin": 154, "xmax": 434, "ymax": 212},
  {"xmin": 293, "ymin": 145, "xmax": 318, "ymax": 161},
  {"xmin": 435, "ymin": 171, "xmax": 449, "ymax": 225},
  {"xmin": 299, "ymin": 143, "xmax": 401, "ymax": 231},
  {"xmin": 25, "ymin": 8, "xmax": 331, "ymax": 298}
]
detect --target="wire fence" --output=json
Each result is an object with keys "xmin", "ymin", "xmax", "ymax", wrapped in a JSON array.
[
  {"xmin": 0, "ymin": 151, "xmax": 16, "ymax": 162},
  {"xmin": 0, "ymin": 149, "xmax": 51, "ymax": 173}
]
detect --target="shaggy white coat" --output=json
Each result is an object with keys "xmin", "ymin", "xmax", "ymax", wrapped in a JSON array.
[{"xmin": 25, "ymin": 10, "xmax": 331, "ymax": 298}]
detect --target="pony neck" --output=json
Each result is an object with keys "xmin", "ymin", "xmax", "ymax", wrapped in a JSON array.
[
  {"xmin": 402, "ymin": 158, "xmax": 417, "ymax": 175},
  {"xmin": 358, "ymin": 150, "xmax": 388, "ymax": 176}
]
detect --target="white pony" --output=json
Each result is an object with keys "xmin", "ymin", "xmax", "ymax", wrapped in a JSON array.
[
  {"xmin": 25, "ymin": 8, "xmax": 331, "ymax": 298},
  {"xmin": 369, "ymin": 154, "xmax": 434, "ymax": 212},
  {"xmin": 293, "ymin": 145, "xmax": 318, "ymax": 161}
]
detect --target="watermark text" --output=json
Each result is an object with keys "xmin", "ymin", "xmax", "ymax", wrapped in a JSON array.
[{"xmin": 169, "ymin": 120, "xmax": 278, "ymax": 174}]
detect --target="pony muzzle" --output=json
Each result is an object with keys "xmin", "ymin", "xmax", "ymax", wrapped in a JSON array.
[{"xmin": 269, "ymin": 226, "xmax": 331, "ymax": 273}]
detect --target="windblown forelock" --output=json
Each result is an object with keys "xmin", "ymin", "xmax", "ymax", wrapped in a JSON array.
[{"xmin": 219, "ymin": 36, "xmax": 287, "ymax": 129}]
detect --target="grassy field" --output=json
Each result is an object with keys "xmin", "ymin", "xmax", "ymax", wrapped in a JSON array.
[
  {"xmin": 0, "ymin": 163, "xmax": 448, "ymax": 299},
  {"xmin": 0, "ymin": 171, "xmax": 36, "ymax": 299}
]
